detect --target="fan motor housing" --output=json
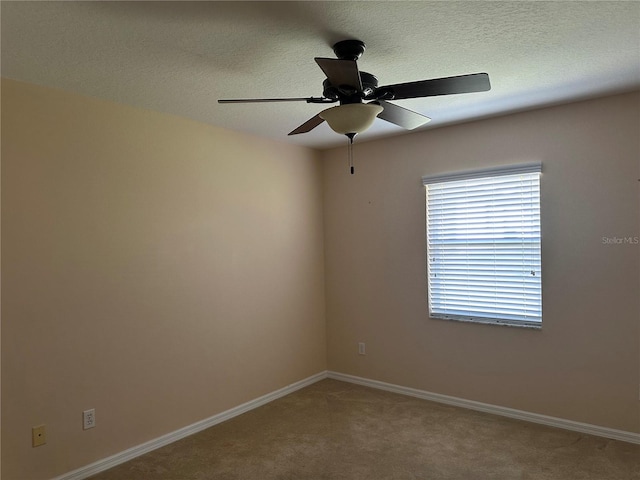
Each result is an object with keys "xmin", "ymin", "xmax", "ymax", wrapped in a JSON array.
[{"xmin": 322, "ymin": 71, "xmax": 379, "ymax": 103}]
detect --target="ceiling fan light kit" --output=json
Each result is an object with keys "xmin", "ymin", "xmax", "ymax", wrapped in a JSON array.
[
  {"xmin": 219, "ymin": 39, "xmax": 491, "ymax": 173},
  {"xmin": 319, "ymin": 103, "xmax": 383, "ymax": 135}
]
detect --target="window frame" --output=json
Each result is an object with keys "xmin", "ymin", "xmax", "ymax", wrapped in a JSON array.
[{"xmin": 423, "ymin": 163, "xmax": 543, "ymax": 329}]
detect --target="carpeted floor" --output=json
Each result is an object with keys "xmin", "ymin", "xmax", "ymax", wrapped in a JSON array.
[{"xmin": 89, "ymin": 379, "xmax": 640, "ymax": 479}]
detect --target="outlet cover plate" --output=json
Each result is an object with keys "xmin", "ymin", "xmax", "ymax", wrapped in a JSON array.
[{"xmin": 83, "ymin": 409, "xmax": 96, "ymax": 430}]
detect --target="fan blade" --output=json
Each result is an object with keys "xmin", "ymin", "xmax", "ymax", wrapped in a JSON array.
[
  {"xmin": 219, "ymin": 97, "xmax": 316, "ymax": 104},
  {"xmin": 315, "ymin": 58, "xmax": 363, "ymax": 91},
  {"xmin": 374, "ymin": 100, "xmax": 431, "ymax": 130},
  {"xmin": 379, "ymin": 73, "xmax": 490, "ymax": 100},
  {"xmin": 288, "ymin": 114, "xmax": 325, "ymax": 135}
]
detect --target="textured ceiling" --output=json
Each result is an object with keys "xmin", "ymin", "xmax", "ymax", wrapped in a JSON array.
[{"xmin": 2, "ymin": 1, "xmax": 639, "ymax": 149}]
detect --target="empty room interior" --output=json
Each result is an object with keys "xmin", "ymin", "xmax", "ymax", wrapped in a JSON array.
[{"xmin": 1, "ymin": 2, "xmax": 639, "ymax": 480}]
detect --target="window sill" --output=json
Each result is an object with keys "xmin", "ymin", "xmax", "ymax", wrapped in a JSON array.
[{"xmin": 429, "ymin": 315, "xmax": 542, "ymax": 330}]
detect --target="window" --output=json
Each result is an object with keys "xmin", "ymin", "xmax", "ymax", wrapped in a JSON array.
[{"xmin": 423, "ymin": 163, "xmax": 542, "ymax": 328}]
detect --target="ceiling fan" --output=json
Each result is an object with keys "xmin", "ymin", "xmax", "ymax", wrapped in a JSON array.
[{"xmin": 218, "ymin": 39, "xmax": 491, "ymax": 172}]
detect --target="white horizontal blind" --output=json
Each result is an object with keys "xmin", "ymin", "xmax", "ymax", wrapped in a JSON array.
[{"xmin": 424, "ymin": 164, "xmax": 542, "ymax": 325}]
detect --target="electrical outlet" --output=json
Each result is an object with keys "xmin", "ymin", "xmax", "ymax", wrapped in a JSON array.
[
  {"xmin": 83, "ymin": 409, "xmax": 96, "ymax": 430},
  {"xmin": 32, "ymin": 425, "xmax": 46, "ymax": 447},
  {"xmin": 358, "ymin": 342, "xmax": 366, "ymax": 355}
]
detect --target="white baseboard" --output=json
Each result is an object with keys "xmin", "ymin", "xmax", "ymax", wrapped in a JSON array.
[
  {"xmin": 53, "ymin": 371, "xmax": 329, "ymax": 480},
  {"xmin": 327, "ymin": 371, "xmax": 640, "ymax": 445}
]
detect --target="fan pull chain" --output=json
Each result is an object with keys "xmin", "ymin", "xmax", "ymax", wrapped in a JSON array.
[{"xmin": 346, "ymin": 133, "xmax": 356, "ymax": 174}]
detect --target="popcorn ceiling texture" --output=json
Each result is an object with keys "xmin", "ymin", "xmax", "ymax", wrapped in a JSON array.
[{"xmin": 1, "ymin": 1, "xmax": 639, "ymax": 148}]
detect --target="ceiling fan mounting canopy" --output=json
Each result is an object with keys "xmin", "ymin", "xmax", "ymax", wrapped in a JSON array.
[
  {"xmin": 218, "ymin": 38, "xmax": 491, "ymax": 136},
  {"xmin": 332, "ymin": 39, "xmax": 366, "ymax": 61}
]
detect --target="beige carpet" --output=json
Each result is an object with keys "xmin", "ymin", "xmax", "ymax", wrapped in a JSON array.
[{"xmin": 89, "ymin": 379, "xmax": 640, "ymax": 479}]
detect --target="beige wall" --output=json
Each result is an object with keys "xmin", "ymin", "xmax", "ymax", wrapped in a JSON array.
[
  {"xmin": 2, "ymin": 78, "xmax": 639, "ymax": 479},
  {"xmin": 322, "ymin": 92, "xmax": 640, "ymax": 433},
  {"xmin": 1, "ymin": 79, "xmax": 327, "ymax": 480}
]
